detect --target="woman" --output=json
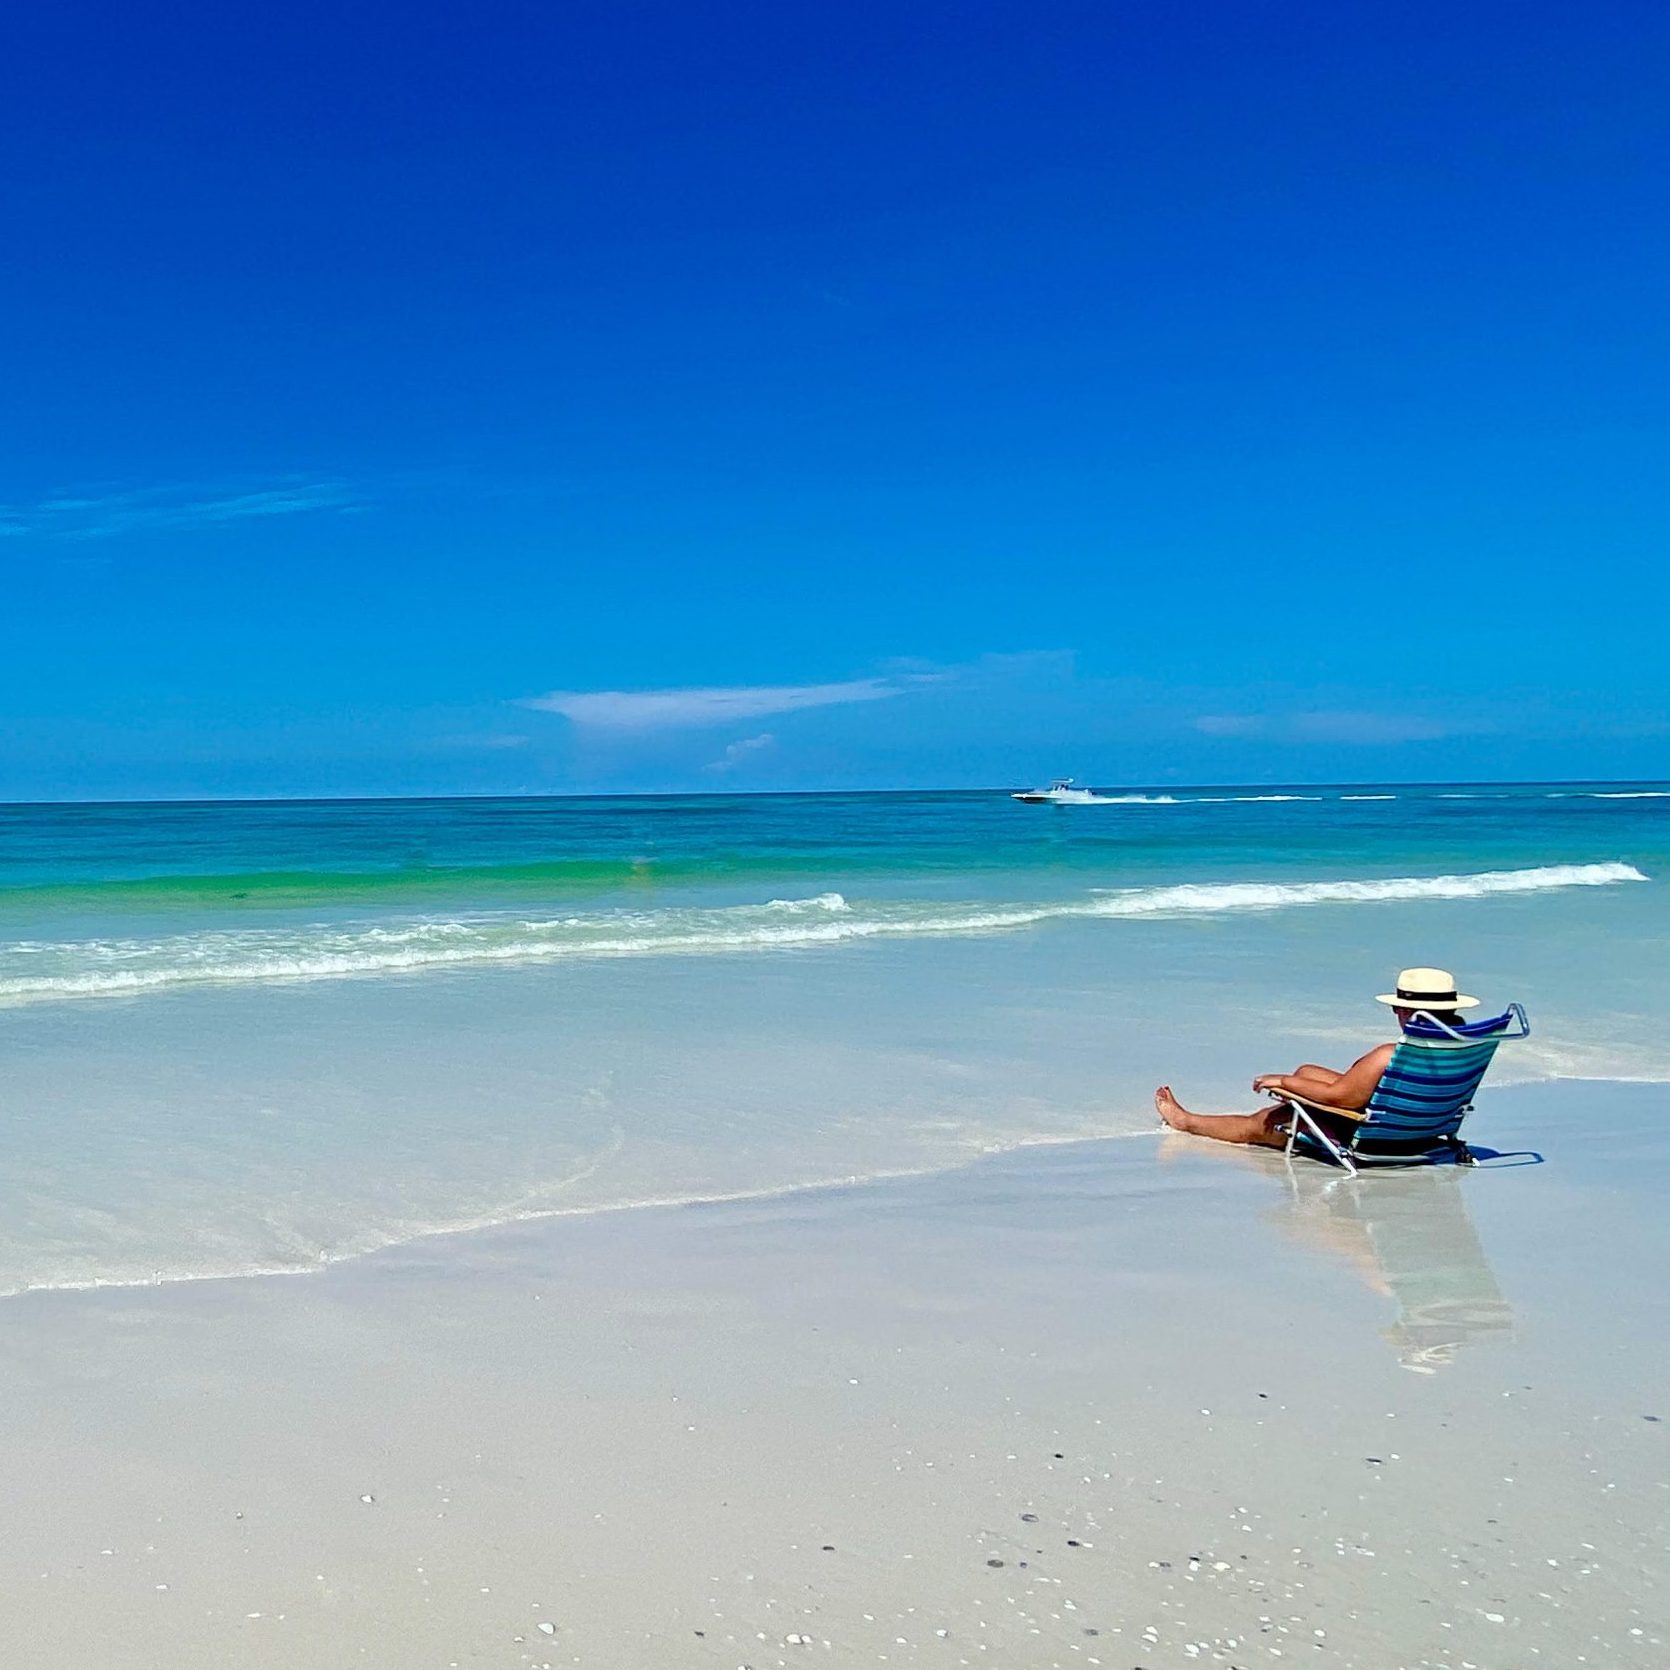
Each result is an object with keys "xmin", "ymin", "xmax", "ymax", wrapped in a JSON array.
[{"xmin": 1154, "ymin": 967, "xmax": 1479, "ymax": 1150}]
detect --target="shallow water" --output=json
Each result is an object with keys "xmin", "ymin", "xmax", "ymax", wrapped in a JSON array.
[{"xmin": 0, "ymin": 783, "xmax": 1664, "ymax": 1295}]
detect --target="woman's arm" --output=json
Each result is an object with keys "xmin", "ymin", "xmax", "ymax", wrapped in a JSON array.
[{"xmin": 1257, "ymin": 1044, "xmax": 1394, "ymax": 1110}]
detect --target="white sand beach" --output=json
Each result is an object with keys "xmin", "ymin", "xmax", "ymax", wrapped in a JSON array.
[
  {"xmin": 2, "ymin": 1080, "xmax": 1664, "ymax": 1670},
  {"xmin": 10, "ymin": 0, "xmax": 1668, "ymax": 1662}
]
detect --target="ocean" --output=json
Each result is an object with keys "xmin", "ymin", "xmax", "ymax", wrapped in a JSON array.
[{"xmin": 0, "ymin": 784, "xmax": 1663, "ymax": 1297}]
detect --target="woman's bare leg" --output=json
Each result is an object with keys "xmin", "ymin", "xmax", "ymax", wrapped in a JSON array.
[{"xmin": 1154, "ymin": 1085, "xmax": 1290, "ymax": 1149}]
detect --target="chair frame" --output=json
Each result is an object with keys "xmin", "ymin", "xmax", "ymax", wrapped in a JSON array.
[{"xmin": 1273, "ymin": 1004, "xmax": 1531, "ymax": 1176}]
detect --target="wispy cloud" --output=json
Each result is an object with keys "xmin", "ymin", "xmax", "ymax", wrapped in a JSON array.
[
  {"xmin": 1193, "ymin": 709, "xmax": 1464, "ymax": 744},
  {"xmin": 0, "ymin": 478, "xmax": 359, "ymax": 541},
  {"xmin": 705, "ymin": 732, "xmax": 776, "ymax": 773},
  {"xmin": 432, "ymin": 732, "xmax": 532, "ymax": 753},
  {"xmin": 1193, "ymin": 713, "xmax": 1264, "ymax": 738},
  {"xmin": 524, "ymin": 675, "xmax": 925, "ymax": 732},
  {"xmin": 1289, "ymin": 710, "xmax": 1457, "ymax": 744}
]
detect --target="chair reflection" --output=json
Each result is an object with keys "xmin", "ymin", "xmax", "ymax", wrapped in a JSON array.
[{"xmin": 1271, "ymin": 1163, "xmax": 1514, "ymax": 1373}]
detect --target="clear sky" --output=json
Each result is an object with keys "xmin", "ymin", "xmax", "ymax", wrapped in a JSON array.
[{"xmin": 2, "ymin": 1, "xmax": 1666, "ymax": 799}]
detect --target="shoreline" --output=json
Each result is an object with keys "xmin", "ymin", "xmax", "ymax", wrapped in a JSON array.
[
  {"xmin": 0, "ymin": 1127, "xmax": 1169, "ymax": 1306},
  {"xmin": 3, "ymin": 1079, "xmax": 1665, "ymax": 1667},
  {"xmin": 8, "ymin": 1067, "xmax": 1667, "ymax": 1306}
]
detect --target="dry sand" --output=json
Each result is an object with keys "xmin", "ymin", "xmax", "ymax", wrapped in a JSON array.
[{"xmin": 1, "ymin": 1081, "xmax": 1665, "ymax": 1669}]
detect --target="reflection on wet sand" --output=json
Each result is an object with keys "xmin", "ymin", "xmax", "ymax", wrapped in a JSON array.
[
  {"xmin": 1157, "ymin": 1132, "xmax": 1515, "ymax": 1372},
  {"xmin": 1273, "ymin": 1165, "xmax": 1514, "ymax": 1373}
]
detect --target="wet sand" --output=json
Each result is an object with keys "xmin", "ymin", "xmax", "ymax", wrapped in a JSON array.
[{"xmin": 1, "ymin": 1081, "xmax": 1665, "ymax": 1668}]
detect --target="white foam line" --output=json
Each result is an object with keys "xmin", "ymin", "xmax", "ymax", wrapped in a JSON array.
[
  {"xmin": 1192, "ymin": 793, "xmax": 1324, "ymax": 803},
  {"xmin": 0, "ymin": 863, "xmax": 1647, "ymax": 1005},
  {"xmin": 0, "ymin": 1127, "xmax": 1165, "ymax": 1302}
]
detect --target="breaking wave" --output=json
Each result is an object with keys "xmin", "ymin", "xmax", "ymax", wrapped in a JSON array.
[{"xmin": 0, "ymin": 863, "xmax": 1646, "ymax": 1006}]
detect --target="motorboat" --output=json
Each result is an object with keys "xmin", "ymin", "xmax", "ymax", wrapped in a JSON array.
[{"xmin": 1011, "ymin": 778, "xmax": 1101, "ymax": 805}]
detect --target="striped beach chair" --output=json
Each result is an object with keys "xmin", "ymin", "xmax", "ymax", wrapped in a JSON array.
[{"xmin": 1274, "ymin": 1005, "xmax": 1530, "ymax": 1175}]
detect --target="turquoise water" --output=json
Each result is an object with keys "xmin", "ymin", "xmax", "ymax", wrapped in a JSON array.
[{"xmin": 0, "ymin": 784, "xmax": 1664, "ymax": 1295}]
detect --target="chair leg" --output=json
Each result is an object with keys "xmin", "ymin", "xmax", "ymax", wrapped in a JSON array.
[{"xmin": 1292, "ymin": 1106, "xmax": 1357, "ymax": 1175}]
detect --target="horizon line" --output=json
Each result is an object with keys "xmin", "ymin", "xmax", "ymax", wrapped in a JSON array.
[{"xmin": 2, "ymin": 776, "xmax": 1665, "ymax": 811}]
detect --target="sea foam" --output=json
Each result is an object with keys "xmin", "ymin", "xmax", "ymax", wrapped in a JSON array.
[
  {"xmin": 0, "ymin": 862, "xmax": 1646, "ymax": 1005},
  {"xmin": 1077, "ymin": 793, "xmax": 1179, "ymax": 804}
]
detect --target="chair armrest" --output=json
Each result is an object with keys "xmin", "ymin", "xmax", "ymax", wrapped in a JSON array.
[{"xmin": 1266, "ymin": 1088, "xmax": 1369, "ymax": 1123}]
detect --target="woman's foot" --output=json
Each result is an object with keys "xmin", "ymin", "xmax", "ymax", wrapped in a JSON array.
[
  {"xmin": 1155, "ymin": 1085, "xmax": 1195, "ymax": 1132},
  {"xmin": 1154, "ymin": 1086, "xmax": 1287, "ymax": 1149}
]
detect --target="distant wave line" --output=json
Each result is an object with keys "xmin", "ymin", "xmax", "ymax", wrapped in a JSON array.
[{"xmin": 0, "ymin": 863, "xmax": 1646, "ymax": 1006}]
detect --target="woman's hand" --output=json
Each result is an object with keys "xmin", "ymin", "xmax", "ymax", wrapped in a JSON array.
[{"xmin": 1253, "ymin": 1073, "xmax": 1286, "ymax": 1096}]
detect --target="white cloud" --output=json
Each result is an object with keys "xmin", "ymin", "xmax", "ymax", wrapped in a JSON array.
[
  {"xmin": 0, "ymin": 478, "xmax": 358, "ymax": 540},
  {"xmin": 434, "ymin": 732, "xmax": 531, "ymax": 752},
  {"xmin": 1193, "ymin": 714, "xmax": 1265, "ymax": 737},
  {"xmin": 705, "ymin": 733, "xmax": 776, "ymax": 773},
  {"xmin": 1194, "ymin": 709, "xmax": 1460, "ymax": 744},
  {"xmin": 1289, "ymin": 710, "xmax": 1456, "ymax": 744},
  {"xmin": 524, "ymin": 676, "xmax": 914, "ymax": 732}
]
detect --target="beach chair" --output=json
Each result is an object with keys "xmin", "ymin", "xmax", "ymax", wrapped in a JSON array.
[{"xmin": 1274, "ymin": 1005, "xmax": 1530, "ymax": 1175}]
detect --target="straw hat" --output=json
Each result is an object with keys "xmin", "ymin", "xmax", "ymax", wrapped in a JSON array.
[{"xmin": 1375, "ymin": 967, "xmax": 1479, "ymax": 1010}]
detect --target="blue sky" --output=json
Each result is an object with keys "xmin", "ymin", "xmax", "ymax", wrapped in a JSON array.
[{"xmin": 2, "ymin": 0, "xmax": 1666, "ymax": 799}]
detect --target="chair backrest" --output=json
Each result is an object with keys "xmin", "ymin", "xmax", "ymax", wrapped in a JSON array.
[{"xmin": 1354, "ymin": 1011, "xmax": 1516, "ymax": 1150}]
